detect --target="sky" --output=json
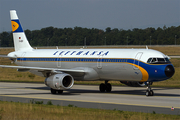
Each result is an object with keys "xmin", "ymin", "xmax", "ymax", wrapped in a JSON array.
[{"xmin": 0, "ymin": 0, "xmax": 180, "ymax": 32}]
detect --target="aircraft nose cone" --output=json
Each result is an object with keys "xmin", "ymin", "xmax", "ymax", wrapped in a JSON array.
[{"xmin": 165, "ymin": 65, "xmax": 175, "ymax": 78}]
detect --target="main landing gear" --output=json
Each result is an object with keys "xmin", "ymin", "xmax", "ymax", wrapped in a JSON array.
[
  {"xmin": 51, "ymin": 88, "xmax": 63, "ymax": 94},
  {"xmin": 99, "ymin": 80, "xmax": 112, "ymax": 92},
  {"xmin": 146, "ymin": 82, "xmax": 154, "ymax": 96}
]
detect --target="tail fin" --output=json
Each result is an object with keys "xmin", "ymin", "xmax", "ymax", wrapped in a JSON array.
[{"xmin": 10, "ymin": 10, "xmax": 33, "ymax": 51}]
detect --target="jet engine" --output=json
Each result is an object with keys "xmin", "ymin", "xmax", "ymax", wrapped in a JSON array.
[
  {"xmin": 120, "ymin": 81, "xmax": 146, "ymax": 87},
  {"xmin": 45, "ymin": 73, "xmax": 74, "ymax": 90}
]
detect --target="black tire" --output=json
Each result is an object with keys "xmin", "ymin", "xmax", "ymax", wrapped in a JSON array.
[
  {"xmin": 51, "ymin": 88, "xmax": 57, "ymax": 94},
  {"xmin": 150, "ymin": 90, "xmax": 154, "ymax": 96},
  {"xmin": 99, "ymin": 83, "xmax": 106, "ymax": 92},
  {"xmin": 106, "ymin": 83, "xmax": 112, "ymax": 92},
  {"xmin": 146, "ymin": 90, "xmax": 150, "ymax": 96},
  {"xmin": 58, "ymin": 90, "xmax": 63, "ymax": 94}
]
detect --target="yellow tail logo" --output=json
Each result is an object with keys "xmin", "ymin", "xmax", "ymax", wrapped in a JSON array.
[{"xmin": 11, "ymin": 21, "xmax": 19, "ymax": 32}]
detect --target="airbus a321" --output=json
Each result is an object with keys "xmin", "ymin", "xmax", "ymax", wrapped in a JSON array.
[{"xmin": 0, "ymin": 10, "xmax": 175, "ymax": 96}]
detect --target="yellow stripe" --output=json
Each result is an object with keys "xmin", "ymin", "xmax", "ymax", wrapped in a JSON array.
[{"xmin": 128, "ymin": 63, "xmax": 149, "ymax": 82}]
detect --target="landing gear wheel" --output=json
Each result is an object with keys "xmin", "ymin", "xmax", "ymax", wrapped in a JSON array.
[
  {"xmin": 146, "ymin": 90, "xmax": 154, "ymax": 96},
  {"xmin": 146, "ymin": 82, "xmax": 154, "ymax": 96},
  {"xmin": 146, "ymin": 90, "xmax": 149, "ymax": 96},
  {"xmin": 99, "ymin": 81, "xmax": 112, "ymax": 92},
  {"xmin": 149, "ymin": 90, "xmax": 154, "ymax": 96},
  {"xmin": 51, "ymin": 88, "xmax": 57, "ymax": 94},
  {"xmin": 106, "ymin": 83, "xmax": 112, "ymax": 92},
  {"xmin": 146, "ymin": 90, "xmax": 151, "ymax": 96},
  {"xmin": 99, "ymin": 83, "xmax": 106, "ymax": 92},
  {"xmin": 58, "ymin": 90, "xmax": 63, "ymax": 94}
]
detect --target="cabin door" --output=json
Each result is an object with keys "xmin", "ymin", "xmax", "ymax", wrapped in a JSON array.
[
  {"xmin": 97, "ymin": 55, "xmax": 103, "ymax": 69},
  {"xmin": 133, "ymin": 52, "xmax": 143, "ymax": 70},
  {"xmin": 57, "ymin": 55, "xmax": 62, "ymax": 67}
]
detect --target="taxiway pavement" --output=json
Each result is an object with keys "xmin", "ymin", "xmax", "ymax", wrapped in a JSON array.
[{"xmin": 0, "ymin": 82, "xmax": 179, "ymax": 115}]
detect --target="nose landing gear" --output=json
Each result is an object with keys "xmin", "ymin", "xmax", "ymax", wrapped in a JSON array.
[
  {"xmin": 99, "ymin": 81, "xmax": 154, "ymax": 96},
  {"xmin": 146, "ymin": 82, "xmax": 154, "ymax": 96}
]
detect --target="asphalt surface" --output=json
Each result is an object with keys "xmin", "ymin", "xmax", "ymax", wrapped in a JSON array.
[{"xmin": 0, "ymin": 82, "xmax": 179, "ymax": 115}]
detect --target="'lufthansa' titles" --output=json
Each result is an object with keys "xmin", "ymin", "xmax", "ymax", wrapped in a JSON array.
[{"xmin": 53, "ymin": 51, "xmax": 109, "ymax": 56}]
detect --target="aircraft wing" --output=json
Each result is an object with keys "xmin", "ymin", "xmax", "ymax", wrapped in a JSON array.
[
  {"xmin": 0, "ymin": 55, "xmax": 14, "ymax": 58},
  {"xmin": 0, "ymin": 65, "xmax": 85, "ymax": 76},
  {"xmin": 169, "ymin": 56, "xmax": 180, "ymax": 58}
]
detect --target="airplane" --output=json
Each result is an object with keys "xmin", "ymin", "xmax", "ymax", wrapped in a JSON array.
[{"xmin": 0, "ymin": 10, "xmax": 175, "ymax": 96}]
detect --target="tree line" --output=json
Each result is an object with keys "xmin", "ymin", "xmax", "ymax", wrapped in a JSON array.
[{"xmin": 0, "ymin": 25, "xmax": 180, "ymax": 47}]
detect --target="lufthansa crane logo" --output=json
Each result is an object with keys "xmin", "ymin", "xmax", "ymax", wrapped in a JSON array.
[{"xmin": 11, "ymin": 21, "xmax": 19, "ymax": 32}]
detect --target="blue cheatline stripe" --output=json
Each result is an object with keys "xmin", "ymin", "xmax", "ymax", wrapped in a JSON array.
[{"xmin": 17, "ymin": 57, "xmax": 131, "ymax": 63}]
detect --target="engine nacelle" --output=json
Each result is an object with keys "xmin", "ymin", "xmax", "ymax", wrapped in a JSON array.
[
  {"xmin": 120, "ymin": 81, "xmax": 146, "ymax": 87},
  {"xmin": 45, "ymin": 73, "xmax": 74, "ymax": 90}
]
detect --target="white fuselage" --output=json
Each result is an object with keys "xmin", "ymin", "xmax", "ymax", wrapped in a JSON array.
[{"xmin": 8, "ymin": 48, "xmax": 173, "ymax": 82}]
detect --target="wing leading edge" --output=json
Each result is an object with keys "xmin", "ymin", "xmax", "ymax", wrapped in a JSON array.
[{"xmin": 0, "ymin": 65, "xmax": 85, "ymax": 76}]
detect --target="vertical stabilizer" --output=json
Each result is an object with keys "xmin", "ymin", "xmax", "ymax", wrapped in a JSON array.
[{"xmin": 10, "ymin": 10, "xmax": 33, "ymax": 51}]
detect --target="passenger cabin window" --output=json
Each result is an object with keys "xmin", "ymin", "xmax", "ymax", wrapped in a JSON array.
[{"xmin": 147, "ymin": 57, "xmax": 171, "ymax": 64}]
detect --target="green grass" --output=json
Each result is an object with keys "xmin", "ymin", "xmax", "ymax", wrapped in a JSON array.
[{"xmin": 0, "ymin": 101, "xmax": 179, "ymax": 120}]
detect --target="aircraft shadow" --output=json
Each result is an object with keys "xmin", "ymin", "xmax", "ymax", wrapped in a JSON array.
[{"xmin": 67, "ymin": 88, "xmax": 180, "ymax": 97}]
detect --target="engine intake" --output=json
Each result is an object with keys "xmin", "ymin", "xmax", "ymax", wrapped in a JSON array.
[{"xmin": 45, "ymin": 73, "xmax": 74, "ymax": 90}]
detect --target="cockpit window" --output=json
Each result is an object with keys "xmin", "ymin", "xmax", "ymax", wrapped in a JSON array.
[
  {"xmin": 151, "ymin": 58, "xmax": 157, "ymax": 63},
  {"xmin": 157, "ymin": 58, "xmax": 165, "ymax": 62},
  {"xmin": 147, "ymin": 58, "xmax": 152, "ymax": 63},
  {"xmin": 147, "ymin": 57, "xmax": 171, "ymax": 64},
  {"xmin": 165, "ymin": 58, "xmax": 170, "ymax": 62}
]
